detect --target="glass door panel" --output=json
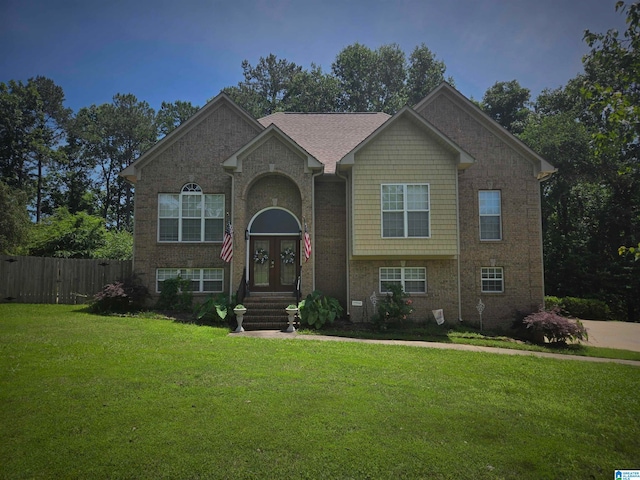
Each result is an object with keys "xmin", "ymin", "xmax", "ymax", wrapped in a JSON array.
[
  {"xmin": 253, "ymin": 239, "xmax": 270, "ymax": 287},
  {"xmin": 279, "ymin": 239, "xmax": 296, "ymax": 286}
]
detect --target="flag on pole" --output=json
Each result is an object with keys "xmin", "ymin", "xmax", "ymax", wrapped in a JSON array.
[
  {"xmin": 220, "ymin": 221, "xmax": 233, "ymax": 263},
  {"xmin": 303, "ymin": 221, "xmax": 311, "ymax": 262}
]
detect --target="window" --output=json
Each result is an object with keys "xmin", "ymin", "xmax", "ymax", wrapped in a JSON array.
[
  {"xmin": 380, "ymin": 267, "xmax": 427, "ymax": 294},
  {"xmin": 156, "ymin": 268, "xmax": 224, "ymax": 293},
  {"xmin": 479, "ymin": 190, "xmax": 502, "ymax": 240},
  {"xmin": 381, "ymin": 184, "xmax": 430, "ymax": 238},
  {"xmin": 481, "ymin": 267, "xmax": 504, "ymax": 293},
  {"xmin": 158, "ymin": 184, "xmax": 224, "ymax": 242}
]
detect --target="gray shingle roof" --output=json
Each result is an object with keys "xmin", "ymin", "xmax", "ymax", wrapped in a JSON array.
[{"xmin": 258, "ymin": 112, "xmax": 390, "ymax": 173}]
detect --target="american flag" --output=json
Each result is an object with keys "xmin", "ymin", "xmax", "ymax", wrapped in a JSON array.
[
  {"xmin": 220, "ymin": 221, "xmax": 233, "ymax": 263},
  {"xmin": 303, "ymin": 222, "xmax": 311, "ymax": 262}
]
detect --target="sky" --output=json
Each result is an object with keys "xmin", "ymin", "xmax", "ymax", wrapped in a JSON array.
[{"xmin": 0, "ymin": 0, "xmax": 630, "ymax": 114}]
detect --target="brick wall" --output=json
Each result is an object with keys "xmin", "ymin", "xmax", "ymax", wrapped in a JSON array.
[
  {"xmin": 230, "ymin": 132, "xmax": 315, "ymax": 298},
  {"xmin": 131, "ymin": 100, "xmax": 261, "ymax": 300},
  {"xmin": 314, "ymin": 179, "xmax": 347, "ymax": 307},
  {"xmin": 348, "ymin": 259, "xmax": 458, "ymax": 324},
  {"xmin": 416, "ymin": 92, "xmax": 544, "ymax": 329}
]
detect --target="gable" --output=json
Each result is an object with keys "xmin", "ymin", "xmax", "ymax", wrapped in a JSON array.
[
  {"xmin": 222, "ymin": 124, "xmax": 323, "ymax": 174},
  {"xmin": 339, "ymin": 106, "xmax": 475, "ymax": 170},
  {"xmin": 120, "ymin": 93, "xmax": 263, "ymax": 183},
  {"xmin": 346, "ymin": 112, "xmax": 464, "ymax": 258},
  {"xmin": 414, "ymin": 83, "xmax": 556, "ymax": 180}
]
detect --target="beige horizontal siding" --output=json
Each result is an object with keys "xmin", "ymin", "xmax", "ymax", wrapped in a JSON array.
[{"xmin": 352, "ymin": 117, "xmax": 458, "ymax": 257}]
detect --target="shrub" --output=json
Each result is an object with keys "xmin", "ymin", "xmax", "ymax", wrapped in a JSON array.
[
  {"xmin": 522, "ymin": 307, "xmax": 588, "ymax": 345},
  {"xmin": 561, "ymin": 297, "xmax": 611, "ymax": 320},
  {"xmin": 299, "ymin": 290, "xmax": 343, "ymax": 329},
  {"xmin": 155, "ymin": 277, "xmax": 192, "ymax": 312},
  {"xmin": 373, "ymin": 284, "xmax": 414, "ymax": 329},
  {"xmin": 544, "ymin": 296, "xmax": 611, "ymax": 320},
  {"xmin": 544, "ymin": 296, "xmax": 562, "ymax": 310},
  {"xmin": 90, "ymin": 276, "xmax": 149, "ymax": 313}
]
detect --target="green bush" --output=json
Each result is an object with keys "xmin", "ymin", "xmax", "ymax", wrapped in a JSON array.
[
  {"xmin": 544, "ymin": 296, "xmax": 611, "ymax": 320},
  {"xmin": 544, "ymin": 296, "xmax": 562, "ymax": 310},
  {"xmin": 299, "ymin": 291, "xmax": 343, "ymax": 329},
  {"xmin": 373, "ymin": 284, "xmax": 414, "ymax": 329},
  {"xmin": 155, "ymin": 277, "xmax": 192, "ymax": 312}
]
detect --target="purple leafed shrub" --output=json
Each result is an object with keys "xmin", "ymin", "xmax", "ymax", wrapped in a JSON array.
[
  {"xmin": 91, "ymin": 276, "xmax": 149, "ymax": 313},
  {"xmin": 522, "ymin": 307, "xmax": 588, "ymax": 344}
]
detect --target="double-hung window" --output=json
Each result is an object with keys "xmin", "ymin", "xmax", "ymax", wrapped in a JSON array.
[
  {"xmin": 479, "ymin": 190, "xmax": 502, "ymax": 240},
  {"xmin": 481, "ymin": 267, "xmax": 504, "ymax": 293},
  {"xmin": 158, "ymin": 183, "xmax": 224, "ymax": 242},
  {"xmin": 380, "ymin": 267, "xmax": 427, "ymax": 294},
  {"xmin": 381, "ymin": 184, "xmax": 430, "ymax": 238},
  {"xmin": 156, "ymin": 268, "xmax": 224, "ymax": 293}
]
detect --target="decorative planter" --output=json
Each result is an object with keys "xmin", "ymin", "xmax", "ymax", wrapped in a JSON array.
[
  {"xmin": 233, "ymin": 307, "xmax": 247, "ymax": 333},
  {"xmin": 285, "ymin": 306, "xmax": 298, "ymax": 333}
]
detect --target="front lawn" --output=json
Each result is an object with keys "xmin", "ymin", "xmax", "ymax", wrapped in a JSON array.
[{"xmin": 1, "ymin": 304, "xmax": 638, "ymax": 479}]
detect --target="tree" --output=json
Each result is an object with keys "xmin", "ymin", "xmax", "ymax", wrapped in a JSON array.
[
  {"xmin": 72, "ymin": 94, "xmax": 157, "ymax": 230},
  {"xmin": 406, "ymin": 44, "xmax": 454, "ymax": 105},
  {"xmin": 520, "ymin": 85, "xmax": 599, "ymax": 298},
  {"xmin": 0, "ymin": 181, "xmax": 31, "ymax": 254},
  {"xmin": 482, "ymin": 80, "xmax": 531, "ymax": 134},
  {"xmin": 332, "ymin": 43, "xmax": 407, "ymax": 113},
  {"xmin": 28, "ymin": 208, "xmax": 106, "ymax": 258},
  {"xmin": 223, "ymin": 44, "xmax": 453, "ymax": 116},
  {"xmin": 93, "ymin": 229, "xmax": 133, "ymax": 260},
  {"xmin": 283, "ymin": 64, "xmax": 341, "ymax": 112},
  {"xmin": 156, "ymin": 100, "xmax": 199, "ymax": 137},
  {"xmin": 223, "ymin": 54, "xmax": 302, "ymax": 117},
  {"xmin": 0, "ymin": 77, "xmax": 70, "ymax": 221},
  {"xmin": 374, "ymin": 43, "xmax": 408, "ymax": 113},
  {"xmin": 580, "ymin": 1, "xmax": 640, "ymax": 321}
]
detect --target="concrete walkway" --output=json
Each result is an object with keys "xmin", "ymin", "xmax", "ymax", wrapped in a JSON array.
[{"xmin": 230, "ymin": 320, "xmax": 640, "ymax": 367}]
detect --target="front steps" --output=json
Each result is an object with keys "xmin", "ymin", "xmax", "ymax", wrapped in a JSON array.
[{"xmin": 239, "ymin": 293, "xmax": 298, "ymax": 331}]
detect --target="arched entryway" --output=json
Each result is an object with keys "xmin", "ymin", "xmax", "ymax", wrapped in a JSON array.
[{"xmin": 247, "ymin": 208, "xmax": 301, "ymax": 292}]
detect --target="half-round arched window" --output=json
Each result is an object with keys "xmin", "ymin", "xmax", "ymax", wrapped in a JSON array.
[
  {"xmin": 158, "ymin": 184, "xmax": 224, "ymax": 242},
  {"xmin": 249, "ymin": 208, "xmax": 300, "ymax": 234}
]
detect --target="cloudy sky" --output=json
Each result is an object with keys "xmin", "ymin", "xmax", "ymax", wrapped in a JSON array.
[{"xmin": 0, "ymin": 0, "xmax": 629, "ymax": 113}]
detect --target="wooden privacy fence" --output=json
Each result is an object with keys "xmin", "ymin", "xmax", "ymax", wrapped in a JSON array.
[{"xmin": 0, "ymin": 256, "xmax": 132, "ymax": 304}]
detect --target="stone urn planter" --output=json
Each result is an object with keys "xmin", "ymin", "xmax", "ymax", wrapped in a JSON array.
[
  {"xmin": 233, "ymin": 305, "xmax": 247, "ymax": 333},
  {"xmin": 285, "ymin": 305, "xmax": 298, "ymax": 333}
]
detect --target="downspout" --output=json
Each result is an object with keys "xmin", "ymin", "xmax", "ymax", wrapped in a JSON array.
[
  {"xmin": 224, "ymin": 170, "xmax": 235, "ymax": 302},
  {"xmin": 335, "ymin": 167, "xmax": 351, "ymax": 317},
  {"xmin": 456, "ymin": 169, "xmax": 463, "ymax": 322}
]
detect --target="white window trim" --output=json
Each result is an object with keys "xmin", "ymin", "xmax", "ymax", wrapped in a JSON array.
[
  {"xmin": 481, "ymin": 267, "xmax": 504, "ymax": 293},
  {"xmin": 380, "ymin": 183, "xmax": 431, "ymax": 239},
  {"xmin": 158, "ymin": 183, "xmax": 225, "ymax": 243},
  {"xmin": 379, "ymin": 267, "xmax": 427, "ymax": 294},
  {"xmin": 156, "ymin": 268, "xmax": 224, "ymax": 293},
  {"xmin": 479, "ymin": 190, "xmax": 502, "ymax": 241}
]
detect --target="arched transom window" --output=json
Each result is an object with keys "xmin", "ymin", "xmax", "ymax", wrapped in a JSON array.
[{"xmin": 158, "ymin": 184, "xmax": 225, "ymax": 242}]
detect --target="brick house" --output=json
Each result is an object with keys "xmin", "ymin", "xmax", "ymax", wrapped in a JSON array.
[{"xmin": 121, "ymin": 83, "xmax": 555, "ymax": 330}]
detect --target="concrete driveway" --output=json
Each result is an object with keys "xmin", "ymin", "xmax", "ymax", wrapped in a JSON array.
[{"xmin": 581, "ymin": 319, "xmax": 640, "ymax": 352}]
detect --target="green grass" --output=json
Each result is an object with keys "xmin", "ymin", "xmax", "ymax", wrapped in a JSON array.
[
  {"xmin": 1, "ymin": 304, "xmax": 639, "ymax": 479},
  {"xmin": 304, "ymin": 323, "xmax": 640, "ymax": 362}
]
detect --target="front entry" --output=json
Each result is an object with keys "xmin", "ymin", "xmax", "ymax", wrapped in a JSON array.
[{"xmin": 249, "ymin": 236, "xmax": 298, "ymax": 292}]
